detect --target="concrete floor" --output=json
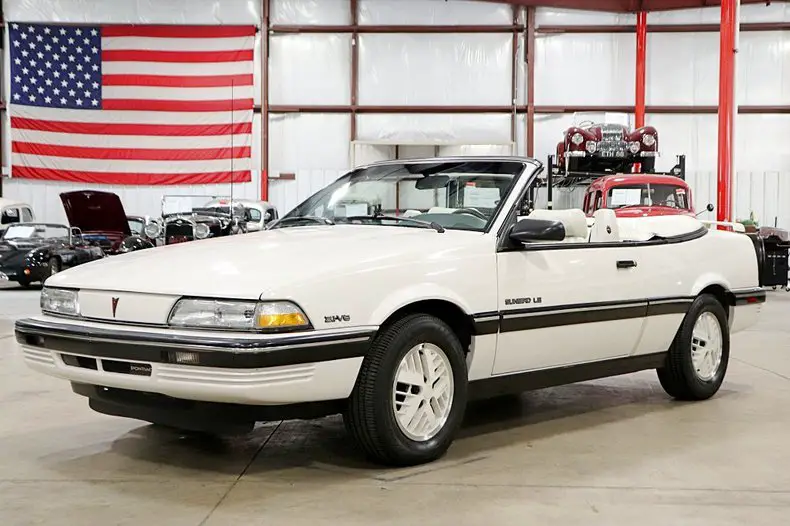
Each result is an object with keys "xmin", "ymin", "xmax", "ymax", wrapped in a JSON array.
[{"xmin": 1, "ymin": 282, "xmax": 790, "ymax": 525}]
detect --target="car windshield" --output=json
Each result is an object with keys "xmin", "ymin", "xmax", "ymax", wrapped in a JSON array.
[
  {"xmin": 279, "ymin": 160, "xmax": 528, "ymax": 232},
  {"xmin": 128, "ymin": 218, "xmax": 144, "ymax": 235},
  {"xmin": 3, "ymin": 224, "xmax": 69, "ymax": 240},
  {"xmin": 607, "ymin": 183, "xmax": 689, "ymax": 209}
]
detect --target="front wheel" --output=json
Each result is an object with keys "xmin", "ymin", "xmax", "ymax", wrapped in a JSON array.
[
  {"xmin": 344, "ymin": 313, "xmax": 468, "ymax": 466},
  {"xmin": 657, "ymin": 293, "xmax": 730, "ymax": 401},
  {"xmin": 48, "ymin": 257, "xmax": 61, "ymax": 277}
]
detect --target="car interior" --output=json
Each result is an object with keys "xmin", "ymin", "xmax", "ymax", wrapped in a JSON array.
[{"xmin": 516, "ymin": 207, "xmax": 698, "ymax": 245}]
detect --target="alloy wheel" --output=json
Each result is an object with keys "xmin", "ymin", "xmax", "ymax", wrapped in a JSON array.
[
  {"xmin": 392, "ymin": 342, "xmax": 454, "ymax": 442},
  {"xmin": 690, "ymin": 311, "xmax": 723, "ymax": 381}
]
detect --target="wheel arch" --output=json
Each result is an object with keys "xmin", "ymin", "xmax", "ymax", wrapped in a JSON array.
[
  {"xmin": 376, "ymin": 298, "xmax": 476, "ymax": 355},
  {"xmin": 695, "ymin": 282, "xmax": 737, "ymax": 324}
]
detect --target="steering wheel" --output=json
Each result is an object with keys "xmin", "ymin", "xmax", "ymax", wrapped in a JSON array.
[{"xmin": 452, "ymin": 208, "xmax": 487, "ymax": 220}]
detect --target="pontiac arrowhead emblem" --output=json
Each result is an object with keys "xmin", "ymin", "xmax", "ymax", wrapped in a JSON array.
[{"xmin": 111, "ymin": 297, "xmax": 119, "ymax": 318}]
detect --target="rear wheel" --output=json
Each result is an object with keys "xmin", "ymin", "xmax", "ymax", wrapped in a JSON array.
[
  {"xmin": 344, "ymin": 313, "xmax": 468, "ymax": 466},
  {"xmin": 657, "ymin": 293, "xmax": 729, "ymax": 400}
]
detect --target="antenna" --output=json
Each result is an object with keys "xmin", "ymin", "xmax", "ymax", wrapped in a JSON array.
[{"xmin": 230, "ymin": 79, "xmax": 235, "ymax": 226}]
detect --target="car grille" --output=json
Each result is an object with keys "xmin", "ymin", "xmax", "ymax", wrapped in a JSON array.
[
  {"xmin": 165, "ymin": 222, "xmax": 194, "ymax": 244},
  {"xmin": 598, "ymin": 128, "xmax": 627, "ymax": 158}
]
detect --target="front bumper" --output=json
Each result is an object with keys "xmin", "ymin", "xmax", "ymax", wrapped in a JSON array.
[
  {"xmin": 0, "ymin": 266, "xmax": 18, "ymax": 280},
  {"xmin": 15, "ymin": 317, "xmax": 375, "ymax": 406}
]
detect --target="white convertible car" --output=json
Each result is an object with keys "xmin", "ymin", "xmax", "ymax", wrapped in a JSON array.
[{"xmin": 15, "ymin": 157, "xmax": 766, "ymax": 466}]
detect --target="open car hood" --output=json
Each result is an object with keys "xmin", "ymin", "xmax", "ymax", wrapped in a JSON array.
[{"xmin": 60, "ymin": 191, "xmax": 131, "ymax": 236}]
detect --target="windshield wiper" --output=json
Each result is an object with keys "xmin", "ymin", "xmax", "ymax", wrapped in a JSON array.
[
  {"xmin": 345, "ymin": 213, "xmax": 445, "ymax": 233},
  {"xmin": 267, "ymin": 216, "xmax": 335, "ymax": 229}
]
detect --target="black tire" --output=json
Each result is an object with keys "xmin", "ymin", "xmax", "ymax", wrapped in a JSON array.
[
  {"xmin": 344, "ymin": 313, "xmax": 468, "ymax": 466},
  {"xmin": 17, "ymin": 277, "xmax": 32, "ymax": 288},
  {"xmin": 657, "ymin": 293, "xmax": 730, "ymax": 401},
  {"xmin": 48, "ymin": 257, "xmax": 61, "ymax": 277}
]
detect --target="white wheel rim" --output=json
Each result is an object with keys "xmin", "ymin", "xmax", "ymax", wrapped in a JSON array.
[
  {"xmin": 392, "ymin": 342, "xmax": 454, "ymax": 442},
  {"xmin": 690, "ymin": 312, "xmax": 723, "ymax": 381}
]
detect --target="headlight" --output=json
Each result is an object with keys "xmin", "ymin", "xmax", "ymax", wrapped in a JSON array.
[
  {"xmin": 571, "ymin": 132, "xmax": 584, "ymax": 145},
  {"xmin": 168, "ymin": 299, "xmax": 310, "ymax": 331},
  {"xmin": 144, "ymin": 222, "xmax": 161, "ymax": 238},
  {"xmin": 41, "ymin": 287, "xmax": 79, "ymax": 316},
  {"xmin": 585, "ymin": 141, "xmax": 597, "ymax": 153},
  {"xmin": 642, "ymin": 134, "xmax": 656, "ymax": 147},
  {"xmin": 194, "ymin": 223, "xmax": 210, "ymax": 239},
  {"xmin": 629, "ymin": 141, "xmax": 641, "ymax": 154}
]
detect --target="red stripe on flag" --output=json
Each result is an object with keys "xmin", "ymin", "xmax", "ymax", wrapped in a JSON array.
[
  {"xmin": 102, "ymin": 74, "xmax": 254, "ymax": 88},
  {"xmin": 102, "ymin": 49, "xmax": 254, "ymax": 63},
  {"xmin": 11, "ymin": 117, "xmax": 253, "ymax": 137},
  {"xmin": 102, "ymin": 99, "xmax": 254, "ymax": 112},
  {"xmin": 102, "ymin": 25, "xmax": 256, "ymax": 39},
  {"xmin": 11, "ymin": 166, "xmax": 252, "ymax": 185},
  {"xmin": 12, "ymin": 141, "xmax": 251, "ymax": 161}
]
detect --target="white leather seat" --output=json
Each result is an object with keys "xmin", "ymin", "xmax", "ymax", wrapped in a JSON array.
[
  {"xmin": 401, "ymin": 209, "xmax": 423, "ymax": 218},
  {"xmin": 428, "ymin": 206, "xmax": 457, "ymax": 214},
  {"xmin": 527, "ymin": 208, "xmax": 589, "ymax": 243},
  {"xmin": 589, "ymin": 208, "xmax": 620, "ymax": 242}
]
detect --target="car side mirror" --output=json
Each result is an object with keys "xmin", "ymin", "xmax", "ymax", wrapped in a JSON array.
[
  {"xmin": 508, "ymin": 218, "xmax": 565, "ymax": 244},
  {"xmin": 696, "ymin": 203, "xmax": 715, "ymax": 217}
]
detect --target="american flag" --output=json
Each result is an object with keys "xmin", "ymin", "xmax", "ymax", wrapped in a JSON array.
[{"xmin": 8, "ymin": 23, "xmax": 255, "ymax": 185}]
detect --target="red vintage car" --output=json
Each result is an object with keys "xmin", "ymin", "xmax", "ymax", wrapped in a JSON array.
[
  {"xmin": 557, "ymin": 121, "xmax": 659, "ymax": 174},
  {"xmin": 581, "ymin": 173, "xmax": 713, "ymax": 218}
]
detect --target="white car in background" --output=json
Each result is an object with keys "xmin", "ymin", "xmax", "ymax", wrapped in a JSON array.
[
  {"xmin": 15, "ymin": 157, "xmax": 765, "ymax": 466},
  {"xmin": 199, "ymin": 197, "xmax": 279, "ymax": 232},
  {"xmin": 0, "ymin": 198, "xmax": 36, "ymax": 235}
]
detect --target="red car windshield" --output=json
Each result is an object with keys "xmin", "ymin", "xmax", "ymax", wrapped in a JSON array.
[{"xmin": 607, "ymin": 184, "xmax": 689, "ymax": 210}]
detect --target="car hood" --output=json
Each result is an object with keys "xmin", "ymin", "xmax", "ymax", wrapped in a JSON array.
[
  {"xmin": 614, "ymin": 206, "xmax": 693, "ymax": 218},
  {"xmin": 60, "ymin": 191, "xmax": 131, "ymax": 236},
  {"xmin": 44, "ymin": 225, "xmax": 488, "ymax": 298},
  {"xmin": 0, "ymin": 241, "xmax": 35, "ymax": 267}
]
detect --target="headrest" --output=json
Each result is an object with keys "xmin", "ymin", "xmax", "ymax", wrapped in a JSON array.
[
  {"xmin": 528, "ymin": 208, "xmax": 588, "ymax": 238},
  {"xmin": 592, "ymin": 207, "xmax": 618, "ymax": 223},
  {"xmin": 428, "ymin": 207, "xmax": 457, "ymax": 214}
]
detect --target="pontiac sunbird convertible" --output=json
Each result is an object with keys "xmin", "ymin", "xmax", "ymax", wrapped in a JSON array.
[{"xmin": 15, "ymin": 157, "xmax": 765, "ymax": 466}]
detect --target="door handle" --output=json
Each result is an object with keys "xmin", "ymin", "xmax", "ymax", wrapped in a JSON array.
[{"xmin": 617, "ymin": 260, "xmax": 637, "ymax": 269}]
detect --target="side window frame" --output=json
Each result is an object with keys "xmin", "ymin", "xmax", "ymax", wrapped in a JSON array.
[{"xmin": 21, "ymin": 207, "xmax": 34, "ymax": 222}]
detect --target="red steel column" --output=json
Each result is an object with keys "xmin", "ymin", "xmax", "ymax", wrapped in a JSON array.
[
  {"xmin": 635, "ymin": 11, "xmax": 647, "ymax": 129},
  {"xmin": 261, "ymin": 0, "xmax": 270, "ymax": 201},
  {"xmin": 717, "ymin": 0, "xmax": 738, "ymax": 223}
]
